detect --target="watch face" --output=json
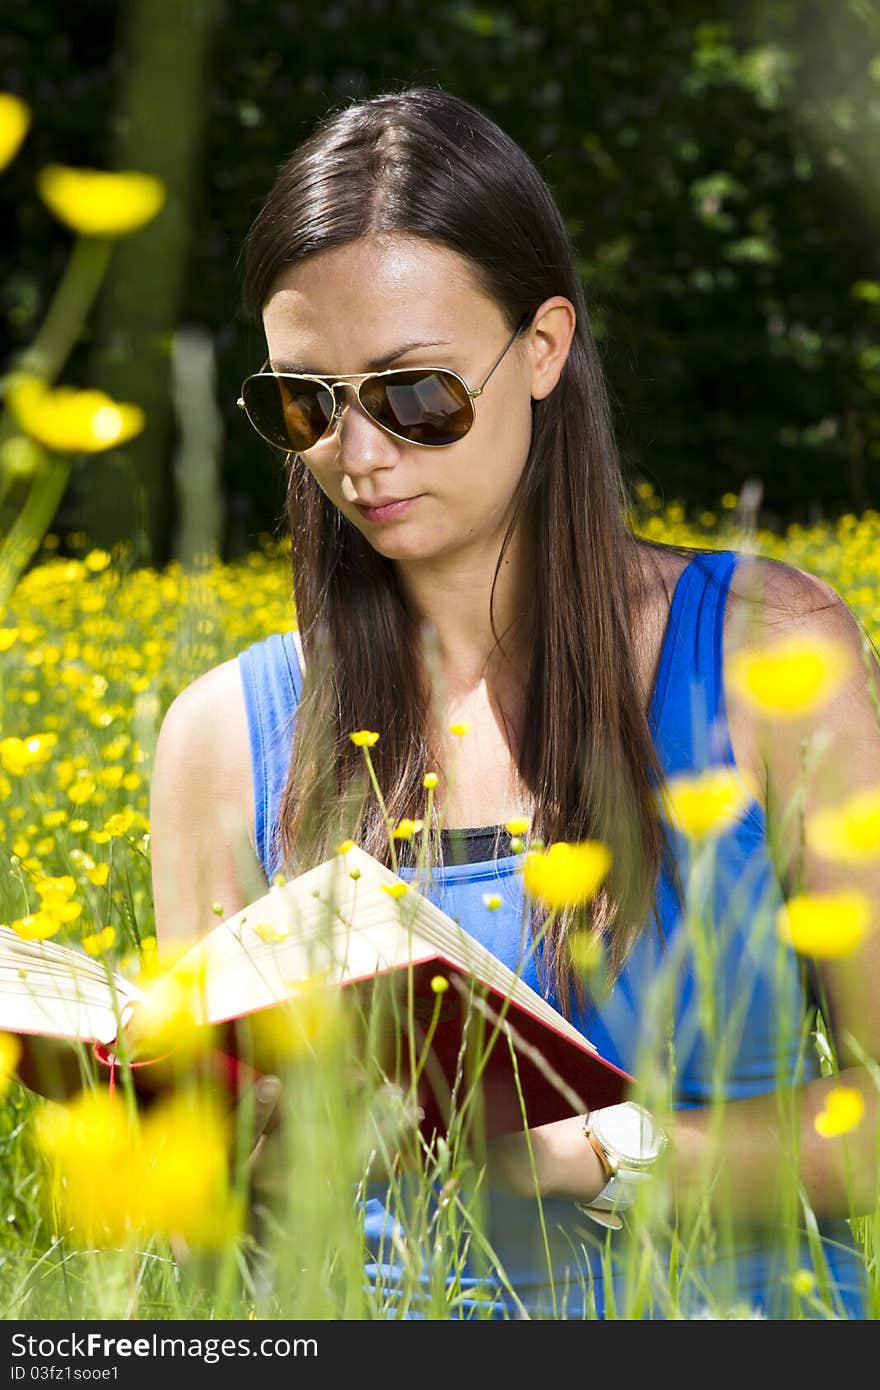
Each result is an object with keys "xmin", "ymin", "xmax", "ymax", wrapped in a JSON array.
[{"xmin": 591, "ymin": 1102, "xmax": 665, "ymax": 1165}]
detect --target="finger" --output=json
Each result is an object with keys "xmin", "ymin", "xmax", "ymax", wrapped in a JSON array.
[{"xmin": 253, "ymin": 1073, "xmax": 283, "ymax": 1136}]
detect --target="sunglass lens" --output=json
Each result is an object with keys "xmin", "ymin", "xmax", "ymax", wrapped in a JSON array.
[
  {"xmin": 360, "ymin": 370, "xmax": 474, "ymax": 445},
  {"xmin": 244, "ymin": 376, "xmax": 335, "ymax": 451}
]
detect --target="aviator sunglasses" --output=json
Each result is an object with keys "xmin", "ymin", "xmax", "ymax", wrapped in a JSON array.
[{"xmin": 237, "ymin": 312, "xmax": 532, "ymax": 452}]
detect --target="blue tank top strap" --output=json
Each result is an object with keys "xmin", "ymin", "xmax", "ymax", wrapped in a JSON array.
[
  {"xmin": 237, "ymin": 631, "xmax": 302, "ymax": 882},
  {"xmin": 650, "ymin": 548, "xmax": 740, "ymax": 777}
]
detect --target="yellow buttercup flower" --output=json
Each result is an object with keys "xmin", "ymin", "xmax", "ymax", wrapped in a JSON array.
[
  {"xmin": 138, "ymin": 1094, "xmax": 242, "ymax": 1248},
  {"xmin": 422, "ymin": 772, "xmax": 439, "ymax": 789},
  {"xmin": 7, "ymin": 374, "xmax": 145, "ymax": 455},
  {"xmin": 505, "ymin": 816, "xmax": 531, "ymax": 837},
  {"xmin": 81, "ymin": 926, "xmax": 115, "ymax": 956},
  {"xmin": 36, "ymin": 165, "xmax": 166, "ymax": 237},
  {"xmin": 392, "ymin": 818, "xmax": 424, "ymax": 840},
  {"xmin": 448, "ymin": 721, "xmax": 471, "ymax": 737},
  {"xmin": 792, "ymin": 1269, "xmax": 816, "ymax": 1298},
  {"xmin": 252, "ymin": 923, "xmax": 289, "ymax": 944},
  {"xmin": 33, "ymin": 1089, "xmax": 240, "ymax": 1248},
  {"xmin": 350, "ymin": 729, "xmax": 379, "ymax": 747},
  {"xmin": 9, "ymin": 911, "xmax": 61, "ymax": 941},
  {"xmin": 83, "ymin": 548, "xmax": 112, "ymax": 572},
  {"xmin": 727, "ymin": 632, "xmax": 852, "ymax": 719},
  {"xmin": 34, "ymin": 875, "xmax": 76, "ymax": 899},
  {"xmin": 381, "ymin": 881, "xmax": 409, "ymax": 900},
  {"xmin": 430, "ymin": 975, "xmax": 449, "ymax": 994},
  {"xmin": 806, "ymin": 786, "xmax": 880, "ymax": 865},
  {"xmin": 0, "ymin": 628, "xmax": 19, "ymax": 652},
  {"xmin": 33, "ymin": 1091, "xmax": 134, "ymax": 1243},
  {"xmin": 0, "ymin": 733, "xmax": 57, "ymax": 776},
  {"xmin": 776, "ymin": 890, "xmax": 872, "ymax": 959},
  {"xmin": 521, "ymin": 840, "xmax": 611, "ymax": 911},
  {"xmin": 814, "ymin": 1086, "xmax": 865, "ymax": 1138},
  {"xmin": 0, "ymin": 94, "xmax": 30, "ymax": 172},
  {"xmin": 68, "ymin": 778, "xmax": 96, "ymax": 805},
  {"xmin": 335, "ymin": 839, "xmax": 356, "ymax": 854},
  {"xmin": 658, "ymin": 766, "xmax": 753, "ymax": 840},
  {"xmin": 103, "ymin": 810, "xmax": 135, "ymax": 837}
]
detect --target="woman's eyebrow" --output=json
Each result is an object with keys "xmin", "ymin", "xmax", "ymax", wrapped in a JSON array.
[{"xmin": 273, "ymin": 339, "xmax": 453, "ymax": 374}]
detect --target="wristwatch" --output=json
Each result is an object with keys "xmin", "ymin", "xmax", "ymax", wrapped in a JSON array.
[{"xmin": 575, "ymin": 1101, "xmax": 667, "ymax": 1230}]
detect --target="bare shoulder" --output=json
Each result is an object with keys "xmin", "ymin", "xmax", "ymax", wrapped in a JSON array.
[
  {"xmin": 154, "ymin": 658, "xmax": 252, "ymax": 803},
  {"xmin": 724, "ymin": 552, "xmax": 880, "ymax": 871},
  {"xmin": 724, "ymin": 551, "xmax": 869, "ymax": 656}
]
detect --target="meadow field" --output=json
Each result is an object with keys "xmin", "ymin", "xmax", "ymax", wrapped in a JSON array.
[{"xmin": 0, "ymin": 485, "xmax": 878, "ymax": 1321}]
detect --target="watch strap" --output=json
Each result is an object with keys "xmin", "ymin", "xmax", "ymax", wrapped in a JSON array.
[{"xmin": 583, "ymin": 1116, "xmax": 614, "ymax": 1184}]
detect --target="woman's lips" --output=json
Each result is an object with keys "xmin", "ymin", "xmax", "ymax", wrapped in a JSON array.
[{"xmin": 355, "ymin": 496, "xmax": 422, "ymax": 523}]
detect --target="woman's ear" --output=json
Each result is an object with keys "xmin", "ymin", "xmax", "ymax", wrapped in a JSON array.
[{"xmin": 526, "ymin": 297, "xmax": 576, "ymax": 403}]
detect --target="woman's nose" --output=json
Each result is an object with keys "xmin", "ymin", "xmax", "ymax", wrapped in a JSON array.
[{"xmin": 332, "ymin": 382, "xmax": 399, "ymax": 463}]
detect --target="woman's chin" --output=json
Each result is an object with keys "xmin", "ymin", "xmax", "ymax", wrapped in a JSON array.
[{"xmin": 360, "ymin": 527, "xmax": 446, "ymax": 564}]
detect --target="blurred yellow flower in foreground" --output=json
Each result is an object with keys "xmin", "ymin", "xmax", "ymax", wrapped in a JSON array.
[
  {"xmin": 658, "ymin": 766, "xmax": 754, "ymax": 840},
  {"xmin": 521, "ymin": 840, "xmax": 611, "ymax": 911},
  {"xmin": 568, "ymin": 929, "xmax": 605, "ymax": 974},
  {"xmin": 0, "ymin": 629, "xmax": 19, "ymax": 652},
  {"xmin": 7, "ymin": 374, "xmax": 145, "ymax": 454},
  {"xmin": 33, "ymin": 1089, "xmax": 241, "ymax": 1248},
  {"xmin": 806, "ymin": 786, "xmax": 880, "ymax": 865},
  {"xmin": 814, "ymin": 1086, "xmax": 865, "ymax": 1138},
  {"xmin": 727, "ymin": 632, "xmax": 852, "ymax": 718},
  {"xmin": 125, "ymin": 958, "xmax": 211, "ymax": 1061},
  {"xmin": 776, "ymin": 890, "xmax": 872, "ymax": 959},
  {"xmin": 0, "ymin": 94, "xmax": 30, "ymax": 172},
  {"xmin": 0, "ymin": 1032, "xmax": 21, "ymax": 1096},
  {"xmin": 243, "ymin": 979, "xmax": 347, "ymax": 1068},
  {"xmin": 36, "ymin": 165, "xmax": 165, "ymax": 237},
  {"xmin": 791, "ymin": 1268, "xmax": 816, "ymax": 1298}
]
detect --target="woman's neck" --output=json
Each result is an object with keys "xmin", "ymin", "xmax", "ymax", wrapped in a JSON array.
[{"xmin": 395, "ymin": 527, "xmax": 536, "ymax": 694}]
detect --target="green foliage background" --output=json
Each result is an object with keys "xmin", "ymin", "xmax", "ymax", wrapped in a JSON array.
[{"xmin": 1, "ymin": 0, "xmax": 879, "ymax": 563}]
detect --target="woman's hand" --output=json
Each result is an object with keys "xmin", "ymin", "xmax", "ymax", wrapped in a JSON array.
[
  {"xmin": 483, "ymin": 1113, "xmax": 608, "ymax": 1202},
  {"xmin": 239, "ymin": 1073, "xmax": 284, "ymax": 1191}
]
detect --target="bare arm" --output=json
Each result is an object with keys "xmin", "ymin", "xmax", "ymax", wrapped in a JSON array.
[
  {"xmin": 488, "ymin": 560, "xmax": 880, "ymax": 1222},
  {"xmin": 149, "ymin": 657, "xmax": 268, "ymax": 950},
  {"xmin": 665, "ymin": 560, "xmax": 880, "ymax": 1221}
]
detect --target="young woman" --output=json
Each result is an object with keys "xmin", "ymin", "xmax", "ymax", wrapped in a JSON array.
[{"xmin": 149, "ymin": 85, "xmax": 880, "ymax": 1319}]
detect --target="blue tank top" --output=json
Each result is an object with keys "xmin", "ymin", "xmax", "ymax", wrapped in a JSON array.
[{"xmin": 237, "ymin": 548, "xmax": 867, "ymax": 1319}]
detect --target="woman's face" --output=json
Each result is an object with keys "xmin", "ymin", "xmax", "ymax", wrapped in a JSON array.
[{"xmin": 262, "ymin": 235, "xmax": 563, "ymax": 569}]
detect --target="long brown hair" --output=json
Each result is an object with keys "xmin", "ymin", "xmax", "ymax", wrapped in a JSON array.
[{"xmin": 240, "ymin": 84, "xmax": 687, "ymax": 1014}]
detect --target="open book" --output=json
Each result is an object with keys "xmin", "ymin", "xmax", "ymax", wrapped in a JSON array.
[{"xmin": 1, "ymin": 846, "xmax": 632, "ymax": 1139}]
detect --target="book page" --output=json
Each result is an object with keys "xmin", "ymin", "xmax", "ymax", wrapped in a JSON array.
[
  {"xmin": 167, "ymin": 847, "xmax": 596, "ymax": 1052},
  {"xmin": 0, "ymin": 926, "xmax": 140, "ymax": 1044}
]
